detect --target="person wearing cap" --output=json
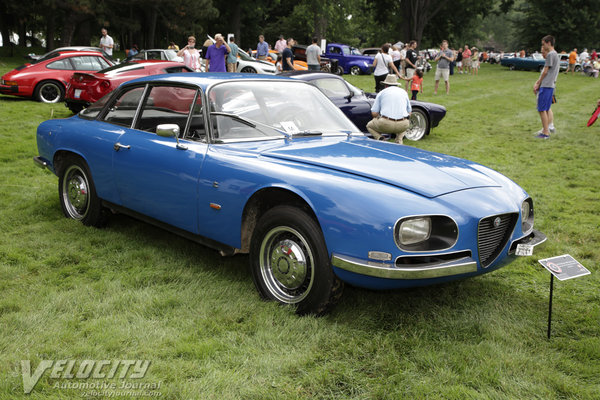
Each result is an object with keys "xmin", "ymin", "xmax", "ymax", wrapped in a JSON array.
[{"xmin": 366, "ymin": 74, "xmax": 412, "ymax": 144}]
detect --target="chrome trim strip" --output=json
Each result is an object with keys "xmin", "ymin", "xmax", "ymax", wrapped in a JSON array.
[
  {"xmin": 331, "ymin": 253, "xmax": 478, "ymax": 280},
  {"xmin": 509, "ymin": 229, "xmax": 547, "ymax": 254},
  {"xmin": 33, "ymin": 156, "xmax": 48, "ymax": 169}
]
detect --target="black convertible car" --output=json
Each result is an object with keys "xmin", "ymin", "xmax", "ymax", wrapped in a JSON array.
[{"xmin": 287, "ymin": 72, "xmax": 446, "ymax": 141}]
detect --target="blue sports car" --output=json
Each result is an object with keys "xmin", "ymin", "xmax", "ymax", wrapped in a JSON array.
[
  {"xmin": 34, "ymin": 73, "xmax": 546, "ymax": 315},
  {"xmin": 500, "ymin": 53, "xmax": 546, "ymax": 71},
  {"xmin": 287, "ymin": 72, "xmax": 446, "ymax": 141}
]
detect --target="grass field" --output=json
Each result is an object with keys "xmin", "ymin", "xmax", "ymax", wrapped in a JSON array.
[{"xmin": 1, "ymin": 49, "xmax": 599, "ymax": 399}]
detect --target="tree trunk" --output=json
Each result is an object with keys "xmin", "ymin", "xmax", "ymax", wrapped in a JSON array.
[
  {"xmin": 147, "ymin": 7, "xmax": 157, "ymax": 48},
  {"xmin": 18, "ymin": 19, "xmax": 26, "ymax": 46},
  {"xmin": 0, "ymin": 9, "xmax": 11, "ymax": 47},
  {"xmin": 232, "ymin": 3, "xmax": 241, "ymax": 46},
  {"xmin": 46, "ymin": 12, "xmax": 55, "ymax": 51}
]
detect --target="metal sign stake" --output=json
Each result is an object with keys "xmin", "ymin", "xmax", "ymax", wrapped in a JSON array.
[{"xmin": 547, "ymin": 274, "xmax": 554, "ymax": 339}]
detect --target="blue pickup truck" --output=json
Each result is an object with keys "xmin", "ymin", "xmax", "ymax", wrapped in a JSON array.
[{"xmin": 324, "ymin": 43, "xmax": 373, "ymax": 75}]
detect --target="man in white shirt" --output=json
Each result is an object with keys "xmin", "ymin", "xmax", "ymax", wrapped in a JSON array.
[
  {"xmin": 100, "ymin": 28, "xmax": 114, "ymax": 59},
  {"xmin": 306, "ymin": 38, "xmax": 321, "ymax": 71},
  {"xmin": 367, "ymin": 74, "xmax": 412, "ymax": 144}
]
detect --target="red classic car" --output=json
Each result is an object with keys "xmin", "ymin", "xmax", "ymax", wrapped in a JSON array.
[
  {"xmin": 0, "ymin": 50, "xmax": 113, "ymax": 103},
  {"xmin": 64, "ymin": 61, "xmax": 192, "ymax": 113}
]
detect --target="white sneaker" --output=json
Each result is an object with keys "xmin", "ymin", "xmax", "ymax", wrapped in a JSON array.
[{"xmin": 549, "ymin": 124, "xmax": 556, "ymax": 133}]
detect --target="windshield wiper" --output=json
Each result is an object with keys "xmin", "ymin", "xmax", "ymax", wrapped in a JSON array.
[
  {"xmin": 210, "ymin": 111, "xmax": 291, "ymax": 139},
  {"xmin": 294, "ymin": 130, "xmax": 322, "ymax": 136}
]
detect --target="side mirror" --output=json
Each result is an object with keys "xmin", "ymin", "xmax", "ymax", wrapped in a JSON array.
[
  {"xmin": 345, "ymin": 91, "xmax": 354, "ymax": 100},
  {"xmin": 156, "ymin": 124, "xmax": 180, "ymax": 138},
  {"xmin": 156, "ymin": 124, "xmax": 187, "ymax": 150}
]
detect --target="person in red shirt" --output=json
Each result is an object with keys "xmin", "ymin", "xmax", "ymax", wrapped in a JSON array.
[
  {"xmin": 400, "ymin": 69, "xmax": 424, "ymax": 100},
  {"xmin": 591, "ymin": 49, "xmax": 597, "ymax": 61}
]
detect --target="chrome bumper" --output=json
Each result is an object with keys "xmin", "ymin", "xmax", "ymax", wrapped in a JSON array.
[
  {"xmin": 509, "ymin": 229, "xmax": 547, "ymax": 253},
  {"xmin": 331, "ymin": 253, "xmax": 477, "ymax": 280},
  {"xmin": 33, "ymin": 156, "xmax": 48, "ymax": 169}
]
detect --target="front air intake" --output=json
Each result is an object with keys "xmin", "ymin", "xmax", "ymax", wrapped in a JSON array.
[{"xmin": 478, "ymin": 213, "xmax": 518, "ymax": 268}]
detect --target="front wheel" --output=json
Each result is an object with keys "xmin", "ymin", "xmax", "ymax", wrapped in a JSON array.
[
  {"xmin": 58, "ymin": 157, "xmax": 107, "ymax": 227},
  {"xmin": 405, "ymin": 108, "xmax": 430, "ymax": 141},
  {"xmin": 241, "ymin": 66, "xmax": 257, "ymax": 73},
  {"xmin": 250, "ymin": 206, "xmax": 343, "ymax": 315},
  {"xmin": 509, "ymin": 65, "xmax": 515, "ymax": 71},
  {"xmin": 574, "ymin": 65, "xmax": 582, "ymax": 72},
  {"xmin": 350, "ymin": 65, "xmax": 361, "ymax": 75}
]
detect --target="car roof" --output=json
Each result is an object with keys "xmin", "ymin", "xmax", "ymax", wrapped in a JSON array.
[
  {"xmin": 281, "ymin": 71, "xmax": 336, "ymax": 80},
  {"xmin": 126, "ymin": 72, "xmax": 294, "ymax": 90}
]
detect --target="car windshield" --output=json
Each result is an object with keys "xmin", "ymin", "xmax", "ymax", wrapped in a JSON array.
[
  {"xmin": 237, "ymin": 49, "xmax": 255, "ymax": 62},
  {"xmin": 208, "ymin": 81, "xmax": 361, "ymax": 141}
]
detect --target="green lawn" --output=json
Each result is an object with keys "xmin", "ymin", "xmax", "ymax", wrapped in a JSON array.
[{"xmin": 1, "ymin": 50, "xmax": 599, "ymax": 399}]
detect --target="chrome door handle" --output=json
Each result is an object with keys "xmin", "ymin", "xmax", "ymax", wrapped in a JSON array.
[{"xmin": 114, "ymin": 142, "xmax": 131, "ymax": 151}]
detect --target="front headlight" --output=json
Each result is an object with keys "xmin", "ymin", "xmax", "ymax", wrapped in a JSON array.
[
  {"xmin": 521, "ymin": 198, "xmax": 534, "ymax": 233},
  {"xmin": 395, "ymin": 215, "xmax": 458, "ymax": 251},
  {"xmin": 398, "ymin": 217, "xmax": 431, "ymax": 245}
]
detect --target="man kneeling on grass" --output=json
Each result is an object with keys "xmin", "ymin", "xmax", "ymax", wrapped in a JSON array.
[
  {"xmin": 367, "ymin": 74, "xmax": 411, "ymax": 144},
  {"xmin": 533, "ymin": 35, "xmax": 559, "ymax": 139}
]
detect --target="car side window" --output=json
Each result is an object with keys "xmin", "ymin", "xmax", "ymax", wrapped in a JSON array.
[
  {"xmin": 97, "ymin": 57, "xmax": 111, "ymax": 70},
  {"xmin": 146, "ymin": 51, "xmax": 162, "ymax": 60},
  {"xmin": 100, "ymin": 86, "xmax": 146, "ymax": 127},
  {"xmin": 135, "ymin": 85, "xmax": 198, "ymax": 135},
  {"xmin": 47, "ymin": 59, "xmax": 73, "ymax": 70},
  {"xmin": 312, "ymin": 78, "xmax": 351, "ymax": 98},
  {"xmin": 70, "ymin": 56, "xmax": 103, "ymax": 71},
  {"xmin": 328, "ymin": 47, "xmax": 340, "ymax": 55}
]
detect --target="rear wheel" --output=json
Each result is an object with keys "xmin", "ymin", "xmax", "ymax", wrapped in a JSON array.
[
  {"xmin": 241, "ymin": 66, "xmax": 257, "ymax": 73},
  {"xmin": 58, "ymin": 156, "xmax": 107, "ymax": 227},
  {"xmin": 250, "ymin": 206, "xmax": 343, "ymax": 315},
  {"xmin": 509, "ymin": 65, "xmax": 515, "ymax": 71},
  {"xmin": 336, "ymin": 66, "xmax": 344, "ymax": 75},
  {"xmin": 405, "ymin": 108, "xmax": 429, "ymax": 141},
  {"xmin": 575, "ymin": 65, "xmax": 582, "ymax": 72},
  {"xmin": 35, "ymin": 80, "xmax": 64, "ymax": 103}
]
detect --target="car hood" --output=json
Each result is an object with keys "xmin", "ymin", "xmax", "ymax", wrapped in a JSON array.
[{"xmin": 260, "ymin": 137, "xmax": 501, "ymax": 198}]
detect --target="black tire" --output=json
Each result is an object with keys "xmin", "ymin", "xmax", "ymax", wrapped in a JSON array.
[
  {"xmin": 350, "ymin": 65, "xmax": 361, "ymax": 75},
  {"xmin": 66, "ymin": 102, "xmax": 84, "ymax": 114},
  {"xmin": 538, "ymin": 65, "xmax": 544, "ymax": 72},
  {"xmin": 241, "ymin": 66, "xmax": 257, "ymax": 73},
  {"xmin": 250, "ymin": 206, "xmax": 343, "ymax": 315},
  {"xmin": 405, "ymin": 108, "xmax": 430, "ymax": 141},
  {"xmin": 575, "ymin": 65, "xmax": 582, "ymax": 72},
  {"xmin": 336, "ymin": 66, "xmax": 344, "ymax": 75},
  {"xmin": 58, "ymin": 156, "xmax": 107, "ymax": 227},
  {"xmin": 35, "ymin": 80, "xmax": 65, "ymax": 103},
  {"xmin": 320, "ymin": 65, "xmax": 331, "ymax": 73},
  {"xmin": 509, "ymin": 65, "xmax": 515, "ymax": 71}
]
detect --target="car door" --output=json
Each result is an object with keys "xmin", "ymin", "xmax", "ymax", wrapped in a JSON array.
[
  {"xmin": 311, "ymin": 77, "xmax": 372, "ymax": 132},
  {"xmin": 110, "ymin": 83, "xmax": 208, "ymax": 233}
]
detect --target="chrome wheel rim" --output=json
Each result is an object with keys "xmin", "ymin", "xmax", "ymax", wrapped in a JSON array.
[
  {"xmin": 259, "ymin": 226, "xmax": 314, "ymax": 304},
  {"xmin": 405, "ymin": 111, "xmax": 427, "ymax": 141},
  {"xmin": 350, "ymin": 66, "xmax": 360, "ymax": 75},
  {"xmin": 62, "ymin": 165, "xmax": 90, "ymax": 220},
  {"xmin": 40, "ymin": 83, "xmax": 61, "ymax": 103}
]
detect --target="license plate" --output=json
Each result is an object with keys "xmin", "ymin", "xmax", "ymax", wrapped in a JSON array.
[{"xmin": 74, "ymin": 89, "xmax": 82, "ymax": 99}]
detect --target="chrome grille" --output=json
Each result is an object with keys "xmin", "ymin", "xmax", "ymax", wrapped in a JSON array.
[{"xmin": 478, "ymin": 213, "xmax": 518, "ymax": 268}]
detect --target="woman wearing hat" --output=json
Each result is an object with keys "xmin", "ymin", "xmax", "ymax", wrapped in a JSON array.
[{"xmin": 372, "ymin": 43, "xmax": 401, "ymax": 92}]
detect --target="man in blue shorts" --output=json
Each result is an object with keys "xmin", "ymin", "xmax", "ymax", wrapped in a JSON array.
[{"xmin": 533, "ymin": 35, "xmax": 559, "ymax": 139}]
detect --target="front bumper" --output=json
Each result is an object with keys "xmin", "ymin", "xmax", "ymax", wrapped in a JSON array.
[
  {"xmin": 332, "ymin": 229, "xmax": 546, "ymax": 280},
  {"xmin": 34, "ymin": 156, "xmax": 49, "ymax": 170}
]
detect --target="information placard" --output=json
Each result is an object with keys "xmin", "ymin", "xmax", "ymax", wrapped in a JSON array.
[{"xmin": 538, "ymin": 254, "xmax": 590, "ymax": 281}]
